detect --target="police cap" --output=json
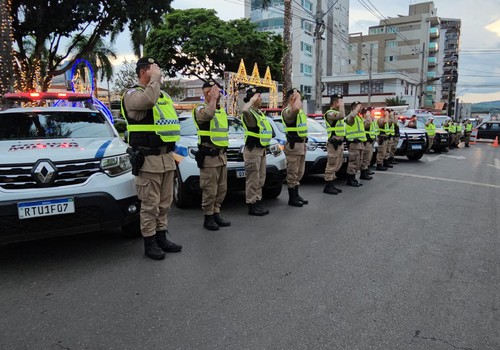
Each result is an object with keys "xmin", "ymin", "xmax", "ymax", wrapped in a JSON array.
[
  {"xmin": 285, "ymin": 88, "xmax": 301, "ymax": 101},
  {"xmin": 243, "ymin": 87, "xmax": 263, "ymax": 103},
  {"xmin": 351, "ymin": 101, "xmax": 362, "ymax": 109},
  {"xmin": 136, "ymin": 57, "xmax": 159, "ymax": 74}
]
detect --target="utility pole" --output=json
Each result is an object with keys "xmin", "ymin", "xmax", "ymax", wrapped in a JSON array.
[
  {"xmin": 418, "ymin": 42, "xmax": 426, "ymax": 108},
  {"xmin": 314, "ymin": 0, "xmax": 325, "ymax": 114},
  {"xmin": 367, "ymin": 45, "xmax": 373, "ymax": 106}
]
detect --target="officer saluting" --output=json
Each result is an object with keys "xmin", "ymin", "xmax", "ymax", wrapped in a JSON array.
[
  {"xmin": 282, "ymin": 88, "xmax": 308, "ymax": 207},
  {"xmin": 323, "ymin": 93, "xmax": 346, "ymax": 195},
  {"xmin": 121, "ymin": 57, "xmax": 182, "ymax": 260},
  {"xmin": 193, "ymin": 81, "xmax": 231, "ymax": 231},
  {"xmin": 360, "ymin": 107, "xmax": 375, "ymax": 180},
  {"xmin": 241, "ymin": 87, "xmax": 273, "ymax": 216},
  {"xmin": 345, "ymin": 101, "xmax": 365, "ymax": 187}
]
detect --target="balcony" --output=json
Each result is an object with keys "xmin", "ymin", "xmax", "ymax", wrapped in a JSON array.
[
  {"xmin": 427, "ymin": 71, "xmax": 437, "ymax": 79},
  {"xmin": 428, "ymin": 57, "xmax": 437, "ymax": 66},
  {"xmin": 429, "ymin": 42, "xmax": 438, "ymax": 52},
  {"xmin": 430, "ymin": 27, "xmax": 439, "ymax": 39}
]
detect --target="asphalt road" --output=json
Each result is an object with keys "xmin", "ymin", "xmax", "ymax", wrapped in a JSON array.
[{"xmin": 1, "ymin": 143, "xmax": 499, "ymax": 350}]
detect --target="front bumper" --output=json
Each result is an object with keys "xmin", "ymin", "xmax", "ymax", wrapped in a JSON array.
[{"xmin": 0, "ymin": 193, "xmax": 140, "ymax": 244}]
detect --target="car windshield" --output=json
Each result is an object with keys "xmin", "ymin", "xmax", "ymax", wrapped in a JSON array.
[
  {"xmin": 180, "ymin": 116, "xmax": 245, "ymax": 136},
  {"xmin": 0, "ymin": 110, "xmax": 114, "ymax": 140}
]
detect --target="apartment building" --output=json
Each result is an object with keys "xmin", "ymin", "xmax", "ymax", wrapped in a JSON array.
[{"xmin": 244, "ymin": 0, "xmax": 350, "ymax": 106}]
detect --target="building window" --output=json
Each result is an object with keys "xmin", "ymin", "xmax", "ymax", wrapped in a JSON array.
[
  {"xmin": 385, "ymin": 55, "xmax": 397, "ymax": 62},
  {"xmin": 300, "ymin": 85, "xmax": 312, "ymax": 99},
  {"xmin": 387, "ymin": 26, "xmax": 399, "ymax": 33},
  {"xmin": 301, "ymin": 41, "xmax": 313, "ymax": 57},
  {"xmin": 360, "ymin": 81, "xmax": 384, "ymax": 94},
  {"xmin": 301, "ymin": 20, "xmax": 313, "ymax": 35},
  {"xmin": 386, "ymin": 41, "xmax": 397, "ymax": 48},
  {"xmin": 327, "ymin": 83, "xmax": 348, "ymax": 96},
  {"xmin": 301, "ymin": 0, "xmax": 313, "ymax": 12},
  {"xmin": 187, "ymin": 89, "xmax": 195, "ymax": 98},
  {"xmin": 300, "ymin": 63, "xmax": 312, "ymax": 76},
  {"xmin": 369, "ymin": 27, "xmax": 384, "ymax": 35},
  {"xmin": 370, "ymin": 43, "xmax": 378, "ymax": 49}
]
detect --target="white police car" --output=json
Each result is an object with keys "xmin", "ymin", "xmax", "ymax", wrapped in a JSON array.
[
  {"xmin": 172, "ymin": 115, "xmax": 286, "ymax": 208},
  {"xmin": 0, "ymin": 92, "xmax": 140, "ymax": 244}
]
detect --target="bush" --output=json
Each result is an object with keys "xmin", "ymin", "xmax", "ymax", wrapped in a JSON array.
[{"xmin": 114, "ymin": 120, "xmax": 127, "ymax": 132}]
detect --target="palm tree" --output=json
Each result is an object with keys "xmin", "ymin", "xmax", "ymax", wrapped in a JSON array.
[
  {"xmin": 0, "ymin": 0, "xmax": 13, "ymax": 95},
  {"xmin": 129, "ymin": 21, "xmax": 152, "ymax": 58}
]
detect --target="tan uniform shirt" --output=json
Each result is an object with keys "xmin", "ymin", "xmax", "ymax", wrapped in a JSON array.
[
  {"xmin": 194, "ymin": 104, "xmax": 227, "ymax": 167},
  {"xmin": 122, "ymin": 79, "xmax": 175, "ymax": 173}
]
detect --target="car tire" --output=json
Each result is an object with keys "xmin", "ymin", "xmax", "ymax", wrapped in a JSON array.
[
  {"xmin": 174, "ymin": 166, "xmax": 195, "ymax": 208},
  {"xmin": 407, "ymin": 152, "xmax": 424, "ymax": 161},
  {"xmin": 121, "ymin": 220, "xmax": 141, "ymax": 238},
  {"xmin": 263, "ymin": 184, "xmax": 283, "ymax": 199}
]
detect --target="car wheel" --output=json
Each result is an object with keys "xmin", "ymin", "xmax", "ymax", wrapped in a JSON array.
[
  {"xmin": 121, "ymin": 220, "xmax": 141, "ymax": 238},
  {"xmin": 263, "ymin": 184, "xmax": 283, "ymax": 199},
  {"xmin": 174, "ymin": 166, "xmax": 194, "ymax": 208},
  {"xmin": 407, "ymin": 152, "xmax": 424, "ymax": 161}
]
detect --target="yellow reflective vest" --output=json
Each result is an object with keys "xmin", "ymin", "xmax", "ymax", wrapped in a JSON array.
[
  {"xmin": 281, "ymin": 107, "xmax": 308, "ymax": 138},
  {"xmin": 425, "ymin": 123, "xmax": 436, "ymax": 137},
  {"xmin": 345, "ymin": 115, "xmax": 367, "ymax": 142},
  {"xmin": 242, "ymin": 109, "xmax": 272, "ymax": 146},
  {"xmin": 193, "ymin": 104, "xmax": 229, "ymax": 147},
  {"xmin": 324, "ymin": 109, "xmax": 346, "ymax": 138}
]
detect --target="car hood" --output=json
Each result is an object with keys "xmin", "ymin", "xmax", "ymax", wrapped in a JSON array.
[
  {"xmin": 1, "ymin": 137, "xmax": 127, "ymax": 163},
  {"xmin": 308, "ymin": 133, "xmax": 328, "ymax": 142},
  {"xmin": 399, "ymin": 127, "xmax": 426, "ymax": 135},
  {"xmin": 179, "ymin": 133, "xmax": 249, "ymax": 148}
]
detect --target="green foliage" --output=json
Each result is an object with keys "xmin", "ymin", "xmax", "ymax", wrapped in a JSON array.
[
  {"xmin": 145, "ymin": 9, "xmax": 284, "ymax": 82},
  {"xmin": 114, "ymin": 120, "xmax": 127, "ymax": 133},
  {"xmin": 10, "ymin": 0, "xmax": 172, "ymax": 91},
  {"xmin": 385, "ymin": 96, "xmax": 407, "ymax": 106}
]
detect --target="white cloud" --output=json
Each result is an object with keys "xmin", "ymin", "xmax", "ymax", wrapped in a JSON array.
[{"xmin": 485, "ymin": 19, "xmax": 500, "ymax": 37}]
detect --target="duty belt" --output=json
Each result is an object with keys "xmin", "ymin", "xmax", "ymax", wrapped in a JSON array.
[
  {"xmin": 199, "ymin": 145, "xmax": 227, "ymax": 156},
  {"xmin": 138, "ymin": 144, "xmax": 175, "ymax": 156}
]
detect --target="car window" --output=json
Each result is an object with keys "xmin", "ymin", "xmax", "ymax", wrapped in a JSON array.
[
  {"xmin": 0, "ymin": 111, "xmax": 114, "ymax": 140},
  {"xmin": 308, "ymin": 119, "xmax": 326, "ymax": 133},
  {"xmin": 180, "ymin": 117, "xmax": 245, "ymax": 136},
  {"xmin": 491, "ymin": 123, "xmax": 500, "ymax": 130}
]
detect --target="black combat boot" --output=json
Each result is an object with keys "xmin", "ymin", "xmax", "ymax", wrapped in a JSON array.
[
  {"xmin": 368, "ymin": 170, "xmax": 375, "ymax": 175},
  {"xmin": 376, "ymin": 163, "xmax": 387, "ymax": 171},
  {"xmin": 332, "ymin": 181, "xmax": 342, "ymax": 193},
  {"xmin": 248, "ymin": 202, "xmax": 267, "ymax": 216},
  {"xmin": 389, "ymin": 157, "xmax": 399, "ymax": 164},
  {"xmin": 323, "ymin": 181, "xmax": 338, "ymax": 195},
  {"xmin": 288, "ymin": 187, "xmax": 303, "ymax": 207},
  {"xmin": 346, "ymin": 174, "xmax": 361, "ymax": 187},
  {"xmin": 213, "ymin": 213, "xmax": 231, "ymax": 227},
  {"xmin": 204, "ymin": 215, "xmax": 219, "ymax": 231},
  {"xmin": 383, "ymin": 159, "xmax": 393, "ymax": 168},
  {"xmin": 256, "ymin": 200, "xmax": 270, "ymax": 215},
  {"xmin": 360, "ymin": 169, "xmax": 373, "ymax": 180},
  {"xmin": 156, "ymin": 230, "xmax": 182, "ymax": 253},
  {"xmin": 295, "ymin": 186, "xmax": 308, "ymax": 204},
  {"xmin": 143, "ymin": 235, "xmax": 165, "ymax": 260}
]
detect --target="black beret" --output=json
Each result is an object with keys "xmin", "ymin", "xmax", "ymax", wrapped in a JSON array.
[
  {"xmin": 202, "ymin": 81, "xmax": 217, "ymax": 89},
  {"xmin": 351, "ymin": 101, "xmax": 361, "ymax": 109},
  {"xmin": 285, "ymin": 88, "xmax": 300, "ymax": 101},
  {"xmin": 330, "ymin": 93, "xmax": 343, "ymax": 100},
  {"xmin": 136, "ymin": 57, "xmax": 158, "ymax": 69},
  {"xmin": 243, "ymin": 87, "xmax": 263, "ymax": 103}
]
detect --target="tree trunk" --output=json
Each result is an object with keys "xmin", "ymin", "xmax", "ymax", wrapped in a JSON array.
[
  {"xmin": 0, "ymin": 0, "xmax": 13, "ymax": 95},
  {"xmin": 282, "ymin": 0, "xmax": 292, "ymax": 105}
]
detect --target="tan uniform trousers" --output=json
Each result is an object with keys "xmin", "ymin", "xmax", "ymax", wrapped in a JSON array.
[
  {"xmin": 464, "ymin": 133, "xmax": 470, "ymax": 146},
  {"xmin": 284, "ymin": 142, "xmax": 306, "ymax": 188},
  {"xmin": 449, "ymin": 133, "xmax": 456, "ymax": 146},
  {"xmin": 360, "ymin": 141, "xmax": 374, "ymax": 171},
  {"xmin": 376, "ymin": 137, "xmax": 388, "ymax": 165},
  {"xmin": 455, "ymin": 133, "xmax": 461, "ymax": 146},
  {"xmin": 347, "ymin": 142, "xmax": 364, "ymax": 175},
  {"xmin": 324, "ymin": 142, "xmax": 344, "ymax": 181},
  {"xmin": 427, "ymin": 136, "xmax": 434, "ymax": 151},
  {"xmin": 200, "ymin": 164, "xmax": 227, "ymax": 216},
  {"xmin": 244, "ymin": 146, "xmax": 267, "ymax": 204},
  {"xmin": 136, "ymin": 170, "xmax": 175, "ymax": 237},
  {"xmin": 389, "ymin": 137, "xmax": 399, "ymax": 158}
]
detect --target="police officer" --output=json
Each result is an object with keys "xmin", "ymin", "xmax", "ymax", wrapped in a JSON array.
[
  {"xmin": 282, "ymin": 88, "xmax": 308, "ymax": 206},
  {"xmin": 463, "ymin": 119, "xmax": 473, "ymax": 147},
  {"xmin": 345, "ymin": 101, "xmax": 365, "ymax": 187},
  {"xmin": 375, "ymin": 108, "xmax": 390, "ymax": 171},
  {"xmin": 360, "ymin": 107, "xmax": 376, "ymax": 180},
  {"xmin": 193, "ymin": 81, "xmax": 231, "ymax": 231},
  {"xmin": 448, "ymin": 119, "xmax": 457, "ymax": 148},
  {"xmin": 323, "ymin": 93, "xmax": 346, "ymax": 195},
  {"xmin": 425, "ymin": 116, "xmax": 436, "ymax": 153},
  {"xmin": 455, "ymin": 120, "xmax": 463, "ymax": 148},
  {"xmin": 241, "ymin": 87, "xmax": 272, "ymax": 216},
  {"xmin": 386, "ymin": 109, "xmax": 399, "ymax": 166},
  {"xmin": 121, "ymin": 57, "xmax": 182, "ymax": 260}
]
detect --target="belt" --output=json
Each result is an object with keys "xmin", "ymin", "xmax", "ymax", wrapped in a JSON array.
[{"xmin": 138, "ymin": 144, "xmax": 175, "ymax": 156}]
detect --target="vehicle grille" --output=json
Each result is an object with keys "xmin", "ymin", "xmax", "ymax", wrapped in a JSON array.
[
  {"xmin": 0, "ymin": 159, "xmax": 102, "ymax": 190},
  {"xmin": 226, "ymin": 147, "xmax": 243, "ymax": 162}
]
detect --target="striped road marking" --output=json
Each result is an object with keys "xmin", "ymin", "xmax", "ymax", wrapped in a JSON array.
[{"xmin": 377, "ymin": 171, "xmax": 500, "ymax": 189}]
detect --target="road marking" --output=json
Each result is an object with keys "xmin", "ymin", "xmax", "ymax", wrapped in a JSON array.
[
  {"xmin": 377, "ymin": 171, "xmax": 500, "ymax": 189},
  {"xmin": 426, "ymin": 154, "xmax": 466, "ymax": 162},
  {"xmin": 487, "ymin": 158, "xmax": 500, "ymax": 170}
]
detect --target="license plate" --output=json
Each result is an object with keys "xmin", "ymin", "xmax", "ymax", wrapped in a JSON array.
[
  {"xmin": 236, "ymin": 169, "xmax": 246, "ymax": 178},
  {"xmin": 411, "ymin": 144, "xmax": 423, "ymax": 150},
  {"xmin": 18, "ymin": 198, "xmax": 75, "ymax": 219}
]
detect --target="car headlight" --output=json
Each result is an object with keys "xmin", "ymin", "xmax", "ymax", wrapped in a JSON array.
[
  {"xmin": 306, "ymin": 140, "xmax": 318, "ymax": 151},
  {"xmin": 268, "ymin": 143, "xmax": 282, "ymax": 157},
  {"xmin": 100, "ymin": 154, "xmax": 132, "ymax": 177}
]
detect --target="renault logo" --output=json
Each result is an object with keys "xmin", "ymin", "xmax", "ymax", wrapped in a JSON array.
[{"xmin": 32, "ymin": 159, "xmax": 57, "ymax": 186}]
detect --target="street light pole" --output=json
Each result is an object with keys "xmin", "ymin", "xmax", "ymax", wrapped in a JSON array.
[
  {"xmin": 368, "ymin": 44, "xmax": 373, "ymax": 106},
  {"xmin": 418, "ymin": 42, "xmax": 426, "ymax": 108},
  {"xmin": 314, "ymin": 0, "xmax": 325, "ymax": 113}
]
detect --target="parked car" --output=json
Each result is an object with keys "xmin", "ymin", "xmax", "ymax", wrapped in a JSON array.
[
  {"xmin": 267, "ymin": 116, "xmax": 348, "ymax": 175},
  {"xmin": 398, "ymin": 109, "xmax": 450, "ymax": 152},
  {"xmin": 0, "ymin": 92, "xmax": 140, "ymax": 244},
  {"xmin": 173, "ymin": 115, "xmax": 286, "ymax": 208},
  {"xmin": 476, "ymin": 121, "xmax": 500, "ymax": 140}
]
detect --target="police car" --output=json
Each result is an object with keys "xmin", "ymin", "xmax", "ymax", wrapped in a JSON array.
[
  {"xmin": 172, "ymin": 115, "xmax": 286, "ymax": 208},
  {"xmin": 0, "ymin": 92, "xmax": 140, "ymax": 244}
]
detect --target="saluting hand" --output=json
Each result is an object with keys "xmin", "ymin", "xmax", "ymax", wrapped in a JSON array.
[
  {"xmin": 209, "ymin": 85, "xmax": 221, "ymax": 100},
  {"xmin": 147, "ymin": 63, "xmax": 162, "ymax": 81}
]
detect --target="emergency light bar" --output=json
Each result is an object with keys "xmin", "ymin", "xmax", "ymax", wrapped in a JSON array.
[{"xmin": 3, "ymin": 92, "xmax": 93, "ymax": 102}]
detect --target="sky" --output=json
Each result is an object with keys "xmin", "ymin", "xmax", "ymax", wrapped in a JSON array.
[{"xmin": 112, "ymin": 0, "xmax": 500, "ymax": 104}]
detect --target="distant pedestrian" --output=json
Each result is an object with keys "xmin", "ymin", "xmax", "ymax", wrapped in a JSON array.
[{"xmin": 193, "ymin": 81, "xmax": 231, "ymax": 231}]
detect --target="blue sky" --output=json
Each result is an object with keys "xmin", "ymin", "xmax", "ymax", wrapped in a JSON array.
[{"xmin": 112, "ymin": 0, "xmax": 500, "ymax": 103}]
